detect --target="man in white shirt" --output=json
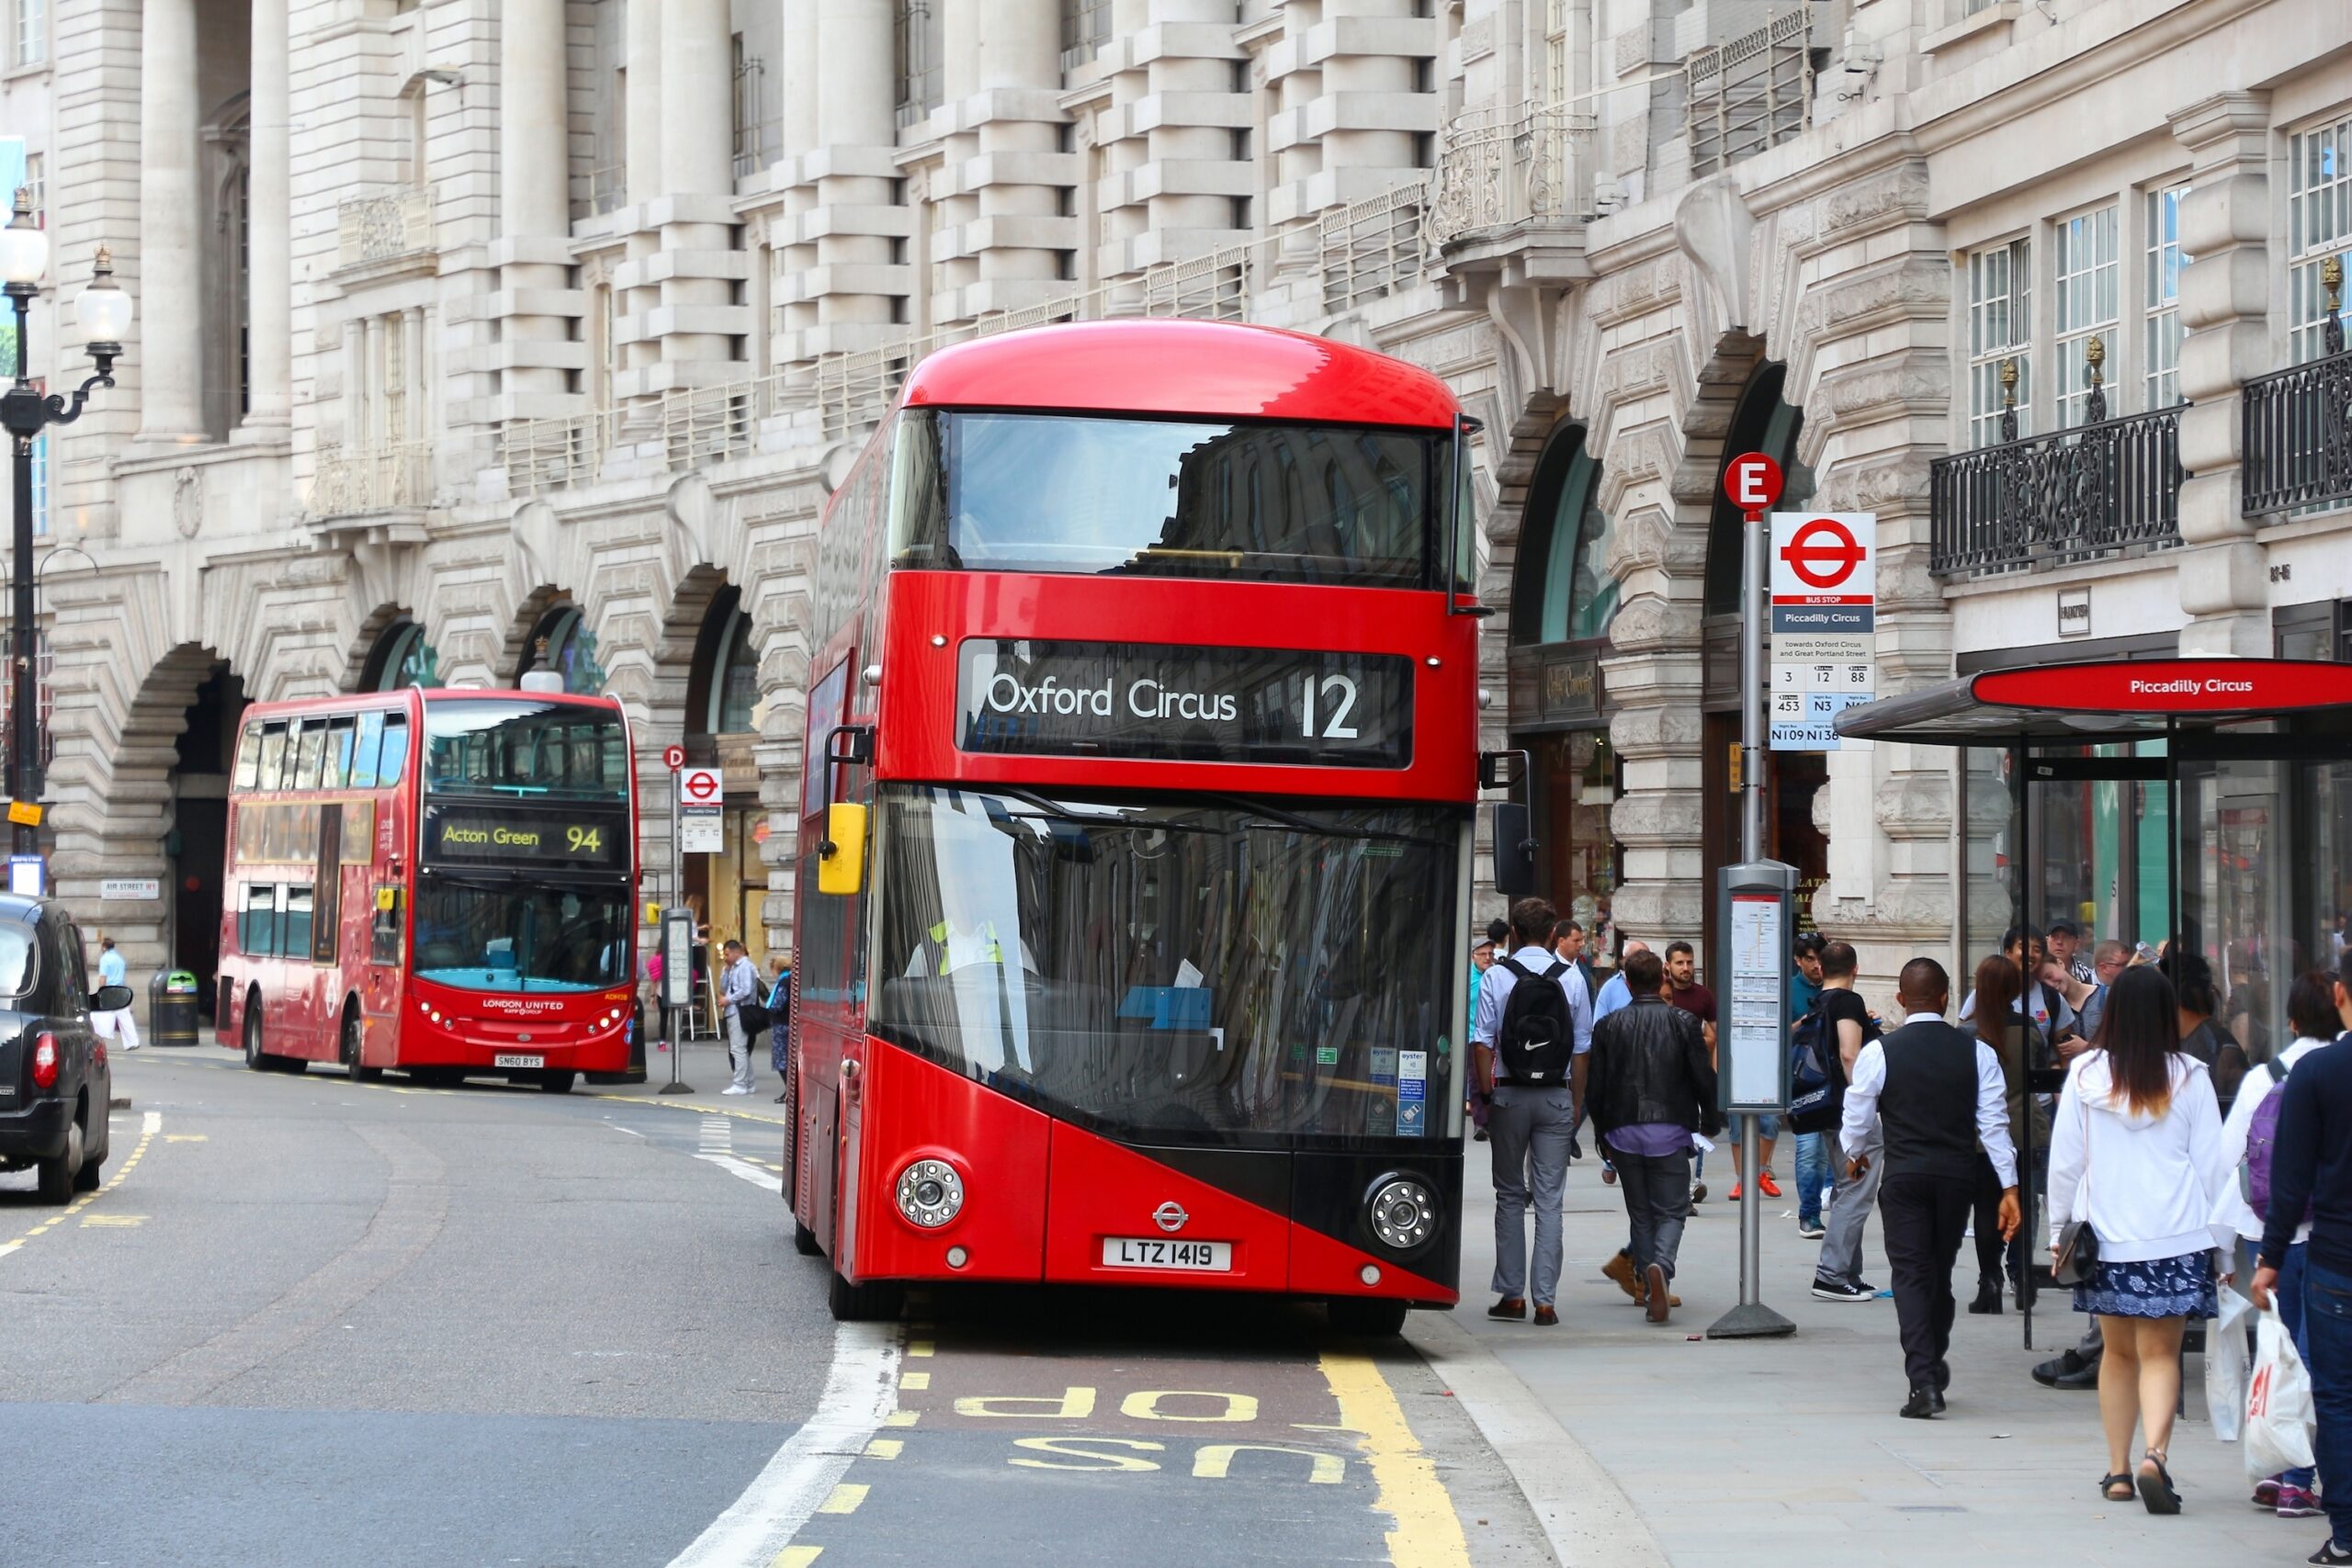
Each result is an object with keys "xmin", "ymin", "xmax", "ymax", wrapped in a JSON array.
[
  {"xmin": 1840, "ymin": 956, "xmax": 2019, "ymax": 1419},
  {"xmin": 1591, "ymin": 939, "xmax": 1649, "ymax": 1021},
  {"xmin": 93, "ymin": 936, "xmax": 140, "ymax": 1050}
]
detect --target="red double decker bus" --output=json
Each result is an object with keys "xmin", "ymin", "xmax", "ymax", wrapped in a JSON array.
[
  {"xmin": 216, "ymin": 687, "xmax": 639, "ymax": 1091},
  {"xmin": 786, "ymin": 320, "xmax": 1479, "ymax": 1331}
]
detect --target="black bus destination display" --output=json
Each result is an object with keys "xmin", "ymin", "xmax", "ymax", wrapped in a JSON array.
[
  {"xmin": 956, "ymin": 639, "xmax": 1412, "ymax": 768},
  {"xmin": 424, "ymin": 807, "xmax": 628, "ymax": 870}
]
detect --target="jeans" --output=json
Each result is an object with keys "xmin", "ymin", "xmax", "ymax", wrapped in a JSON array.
[
  {"xmin": 2278, "ymin": 1243, "xmax": 2316, "ymax": 1490},
  {"xmin": 1817, "ymin": 1131, "xmax": 1883, "ymax": 1283},
  {"xmin": 1489, "ymin": 1084, "xmax": 1577, "ymax": 1305},
  {"xmin": 1793, "ymin": 1133, "xmax": 1829, "ymax": 1226},
  {"xmin": 725, "ymin": 1011, "xmax": 756, "ymax": 1091},
  {"xmin": 1879, "ymin": 1172, "xmax": 1974, "ymax": 1391},
  {"xmin": 2304, "ymin": 1258, "xmax": 2352, "ymax": 1547},
  {"xmin": 1615, "ymin": 1148, "xmax": 1692, "ymax": 1281}
]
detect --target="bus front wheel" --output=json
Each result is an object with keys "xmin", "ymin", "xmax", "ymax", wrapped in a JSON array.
[
  {"xmin": 1327, "ymin": 1298, "xmax": 1409, "ymax": 1337},
  {"xmin": 242, "ymin": 994, "xmax": 290, "ymax": 1073},
  {"xmin": 343, "ymin": 1009, "xmax": 383, "ymax": 1083},
  {"xmin": 540, "ymin": 1071, "xmax": 577, "ymax": 1094},
  {"xmin": 827, "ymin": 1269, "xmax": 902, "ymax": 1323}
]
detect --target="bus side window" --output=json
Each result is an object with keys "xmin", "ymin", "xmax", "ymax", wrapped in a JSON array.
[
  {"xmin": 232, "ymin": 724, "xmax": 262, "ymax": 791},
  {"xmin": 283, "ymin": 886, "xmax": 315, "ymax": 957},
  {"xmin": 257, "ymin": 722, "xmax": 288, "ymax": 791},
  {"xmin": 379, "ymin": 716, "xmax": 410, "ymax": 787},
  {"xmin": 370, "ymin": 886, "xmax": 402, "ymax": 966},
  {"xmin": 351, "ymin": 712, "xmax": 385, "ymax": 789},
  {"xmin": 243, "ymin": 885, "xmax": 278, "ymax": 956},
  {"xmin": 293, "ymin": 720, "xmax": 327, "ymax": 791},
  {"xmin": 325, "ymin": 716, "xmax": 356, "ymax": 790}
]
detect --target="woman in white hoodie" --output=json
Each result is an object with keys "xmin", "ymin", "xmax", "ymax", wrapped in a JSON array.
[
  {"xmin": 2047, "ymin": 965, "xmax": 2231, "ymax": 1516},
  {"xmin": 2214, "ymin": 970, "xmax": 2347, "ymax": 1519}
]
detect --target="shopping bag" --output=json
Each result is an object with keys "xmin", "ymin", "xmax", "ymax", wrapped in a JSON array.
[
  {"xmin": 2207, "ymin": 1288, "xmax": 2252, "ymax": 1444},
  {"xmin": 2245, "ymin": 1301, "xmax": 2318, "ymax": 1480}
]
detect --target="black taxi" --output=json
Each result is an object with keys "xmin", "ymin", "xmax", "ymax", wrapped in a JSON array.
[{"xmin": 0, "ymin": 896, "xmax": 124, "ymax": 1202}]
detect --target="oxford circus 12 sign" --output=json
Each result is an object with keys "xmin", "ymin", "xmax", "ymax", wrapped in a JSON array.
[{"xmin": 956, "ymin": 638, "xmax": 1413, "ymax": 768}]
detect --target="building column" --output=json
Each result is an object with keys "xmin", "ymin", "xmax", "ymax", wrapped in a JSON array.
[
  {"xmin": 622, "ymin": 0, "xmax": 665, "ymax": 377},
  {"xmin": 2168, "ymin": 91, "xmax": 2272, "ymax": 658},
  {"xmin": 238, "ymin": 0, "xmax": 290, "ymax": 436},
  {"xmin": 498, "ymin": 0, "xmax": 575, "ymax": 407},
  {"xmin": 656, "ymin": 0, "xmax": 745, "ymax": 379},
  {"xmin": 809, "ymin": 0, "xmax": 900, "ymax": 344},
  {"xmin": 136, "ymin": 0, "xmax": 205, "ymax": 442}
]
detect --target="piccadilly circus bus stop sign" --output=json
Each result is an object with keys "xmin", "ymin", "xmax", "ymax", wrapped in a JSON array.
[{"xmin": 1834, "ymin": 656, "xmax": 2352, "ymax": 1348}]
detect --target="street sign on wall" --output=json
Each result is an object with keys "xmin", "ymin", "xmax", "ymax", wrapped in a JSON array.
[{"xmin": 1768, "ymin": 511, "xmax": 1875, "ymax": 751}]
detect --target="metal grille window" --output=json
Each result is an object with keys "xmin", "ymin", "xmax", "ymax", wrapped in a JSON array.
[
  {"xmin": 2052, "ymin": 205, "xmax": 2117, "ymax": 428},
  {"xmin": 1967, "ymin": 238, "xmax": 2031, "ymax": 447},
  {"xmin": 2143, "ymin": 185, "xmax": 2188, "ymax": 410},
  {"xmin": 732, "ymin": 38, "xmax": 780, "ymax": 180},
  {"xmin": 896, "ymin": 0, "xmax": 943, "ymax": 128},
  {"xmin": 1061, "ymin": 0, "xmax": 1112, "ymax": 71},
  {"xmin": 1687, "ymin": 11, "xmax": 1813, "ymax": 178},
  {"xmin": 381, "ymin": 311, "xmax": 406, "ymax": 444},
  {"xmin": 2290, "ymin": 115, "xmax": 2352, "ymax": 361}
]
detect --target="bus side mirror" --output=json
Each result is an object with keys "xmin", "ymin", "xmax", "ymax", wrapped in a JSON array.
[
  {"xmin": 818, "ymin": 802, "xmax": 868, "ymax": 897},
  {"xmin": 1490, "ymin": 801, "xmax": 1538, "ymax": 897},
  {"xmin": 1478, "ymin": 750, "xmax": 1528, "ymax": 792}
]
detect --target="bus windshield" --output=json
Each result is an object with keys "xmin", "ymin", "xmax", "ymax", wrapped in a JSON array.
[
  {"xmin": 422, "ymin": 699, "xmax": 628, "ymax": 801},
  {"xmin": 889, "ymin": 410, "xmax": 1444, "ymax": 587},
  {"xmin": 411, "ymin": 873, "xmax": 632, "ymax": 993},
  {"xmin": 867, "ymin": 785, "xmax": 1463, "ymax": 1145}
]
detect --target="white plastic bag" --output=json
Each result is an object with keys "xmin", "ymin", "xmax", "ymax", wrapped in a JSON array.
[
  {"xmin": 2208, "ymin": 1288, "xmax": 2252, "ymax": 1444},
  {"xmin": 2245, "ymin": 1301, "xmax": 2318, "ymax": 1481}
]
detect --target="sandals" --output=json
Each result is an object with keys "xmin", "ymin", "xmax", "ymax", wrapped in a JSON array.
[
  {"xmin": 2136, "ymin": 1449, "xmax": 2180, "ymax": 1516},
  {"xmin": 2098, "ymin": 1473, "xmax": 2134, "ymax": 1503}
]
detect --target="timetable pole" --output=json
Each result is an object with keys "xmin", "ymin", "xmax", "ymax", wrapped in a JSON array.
[{"xmin": 662, "ymin": 766, "xmax": 692, "ymax": 1094}]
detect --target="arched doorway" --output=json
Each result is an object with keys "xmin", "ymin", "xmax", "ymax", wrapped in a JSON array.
[
  {"xmin": 1509, "ymin": 422, "xmax": 1622, "ymax": 958},
  {"xmin": 681, "ymin": 585, "xmax": 769, "ymax": 969},
  {"xmin": 1702, "ymin": 362, "xmax": 1828, "ymax": 934},
  {"xmin": 357, "ymin": 616, "xmax": 439, "ymax": 691},
  {"xmin": 515, "ymin": 602, "xmax": 605, "ymax": 694},
  {"xmin": 171, "ymin": 664, "xmax": 247, "ymax": 1021}
]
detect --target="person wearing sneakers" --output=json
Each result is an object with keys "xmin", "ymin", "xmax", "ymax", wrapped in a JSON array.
[
  {"xmin": 1841, "ymin": 957, "xmax": 2020, "ymax": 1419},
  {"xmin": 1589, "ymin": 948, "xmax": 1718, "ymax": 1324},
  {"xmin": 1809, "ymin": 941, "xmax": 1881, "ymax": 1299}
]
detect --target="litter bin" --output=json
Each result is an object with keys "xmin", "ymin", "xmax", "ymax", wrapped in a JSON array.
[{"xmin": 150, "ymin": 969, "xmax": 200, "ymax": 1047}]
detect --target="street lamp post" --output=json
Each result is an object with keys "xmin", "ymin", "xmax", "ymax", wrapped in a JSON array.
[{"xmin": 0, "ymin": 187, "xmax": 132, "ymax": 884}]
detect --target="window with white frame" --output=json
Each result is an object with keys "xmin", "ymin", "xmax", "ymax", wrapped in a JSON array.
[
  {"xmin": 2289, "ymin": 114, "xmax": 2352, "ymax": 361},
  {"xmin": 2052, "ymin": 205, "xmax": 2117, "ymax": 427},
  {"xmin": 14, "ymin": 0, "xmax": 42, "ymax": 68},
  {"xmin": 1967, "ymin": 238, "xmax": 2031, "ymax": 446},
  {"xmin": 2142, "ymin": 184, "xmax": 2188, "ymax": 409}
]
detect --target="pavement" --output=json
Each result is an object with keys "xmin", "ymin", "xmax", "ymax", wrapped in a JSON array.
[{"xmin": 1431, "ymin": 1134, "xmax": 2308, "ymax": 1568}]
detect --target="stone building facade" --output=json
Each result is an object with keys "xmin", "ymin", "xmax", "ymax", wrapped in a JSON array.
[{"xmin": 5, "ymin": 0, "xmax": 2348, "ymax": 992}]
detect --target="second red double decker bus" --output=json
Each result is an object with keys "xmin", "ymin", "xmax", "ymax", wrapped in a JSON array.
[{"xmin": 786, "ymin": 320, "xmax": 1479, "ymax": 1331}]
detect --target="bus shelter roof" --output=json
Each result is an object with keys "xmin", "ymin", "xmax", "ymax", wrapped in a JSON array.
[{"xmin": 1832, "ymin": 658, "xmax": 2352, "ymax": 747}]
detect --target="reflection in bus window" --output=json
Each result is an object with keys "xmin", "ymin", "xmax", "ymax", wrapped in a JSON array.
[
  {"xmin": 326, "ymin": 716, "xmax": 356, "ymax": 790},
  {"xmin": 293, "ymin": 721, "xmax": 326, "ymax": 791},
  {"xmin": 257, "ymin": 723, "xmax": 288, "ymax": 793},
  {"xmin": 240, "ymin": 885, "xmax": 277, "ymax": 954},
  {"xmin": 421, "ymin": 700, "xmax": 626, "ymax": 799},
  {"xmin": 370, "ymin": 887, "xmax": 403, "ymax": 966},
  {"xmin": 410, "ymin": 876, "xmax": 631, "ymax": 993},
  {"xmin": 351, "ymin": 711, "xmax": 385, "ymax": 790},
  {"xmin": 233, "ymin": 725, "xmax": 261, "ymax": 790},
  {"xmin": 282, "ymin": 886, "xmax": 315, "ymax": 957},
  {"xmin": 379, "ymin": 716, "xmax": 409, "ymax": 787}
]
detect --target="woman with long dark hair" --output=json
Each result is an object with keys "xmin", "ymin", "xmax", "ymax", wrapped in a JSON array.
[
  {"xmin": 1968, "ymin": 954, "xmax": 2041, "ymax": 1313},
  {"xmin": 2046, "ymin": 964, "xmax": 2230, "ymax": 1514}
]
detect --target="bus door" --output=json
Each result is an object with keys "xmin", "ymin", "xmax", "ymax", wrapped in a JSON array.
[{"xmin": 304, "ymin": 806, "xmax": 345, "ymax": 1055}]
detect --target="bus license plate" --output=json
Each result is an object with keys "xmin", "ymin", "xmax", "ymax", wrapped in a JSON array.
[
  {"xmin": 494, "ymin": 1054, "xmax": 546, "ymax": 1069},
  {"xmin": 1101, "ymin": 1236, "xmax": 1232, "ymax": 1272}
]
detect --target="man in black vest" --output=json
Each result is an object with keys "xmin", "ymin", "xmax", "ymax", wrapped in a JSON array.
[{"xmin": 1839, "ymin": 957, "xmax": 2021, "ymax": 1417}]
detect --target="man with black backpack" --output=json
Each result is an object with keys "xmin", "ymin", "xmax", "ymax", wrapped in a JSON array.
[
  {"xmin": 1805, "ymin": 941, "xmax": 1884, "ymax": 1303},
  {"xmin": 1473, "ymin": 896, "xmax": 1594, "ymax": 1326}
]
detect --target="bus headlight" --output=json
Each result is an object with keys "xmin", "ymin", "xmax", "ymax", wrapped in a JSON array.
[
  {"xmin": 894, "ymin": 1158, "xmax": 965, "ymax": 1229},
  {"xmin": 1367, "ymin": 1176, "xmax": 1437, "ymax": 1251}
]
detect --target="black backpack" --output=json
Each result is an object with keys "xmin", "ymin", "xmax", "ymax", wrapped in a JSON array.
[
  {"xmin": 1787, "ymin": 1003, "xmax": 1838, "ymax": 1134},
  {"xmin": 1495, "ymin": 958, "xmax": 1576, "ymax": 1086}
]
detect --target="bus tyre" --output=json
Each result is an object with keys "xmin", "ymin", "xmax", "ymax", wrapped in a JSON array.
[
  {"xmin": 243, "ymin": 995, "xmax": 276, "ymax": 1073},
  {"xmin": 343, "ymin": 1010, "xmax": 383, "ymax": 1083},
  {"xmin": 540, "ymin": 1071, "xmax": 577, "ymax": 1094},
  {"xmin": 794, "ymin": 1218, "xmax": 821, "ymax": 1257},
  {"xmin": 34, "ymin": 1115, "xmax": 81, "ymax": 1205},
  {"xmin": 827, "ymin": 1269, "xmax": 902, "ymax": 1323},
  {"xmin": 1327, "ymin": 1298, "xmax": 1409, "ymax": 1337}
]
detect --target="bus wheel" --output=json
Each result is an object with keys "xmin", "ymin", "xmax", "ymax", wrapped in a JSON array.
[
  {"xmin": 827, "ymin": 1269, "xmax": 903, "ymax": 1323},
  {"xmin": 243, "ymin": 994, "xmax": 276, "ymax": 1072},
  {"xmin": 1327, "ymin": 1298, "xmax": 1409, "ymax": 1337},
  {"xmin": 539, "ymin": 1071, "xmax": 577, "ymax": 1094},
  {"xmin": 793, "ymin": 1218, "xmax": 821, "ymax": 1257},
  {"xmin": 343, "ymin": 1010, "xmax": 383, "ymax": 1083},
  {"xmin": 411, "ymin": 1068, "xmax": 459, "ymax": 1089}
]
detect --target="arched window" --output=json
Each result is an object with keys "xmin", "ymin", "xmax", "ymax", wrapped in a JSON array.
[
  {"xmin": 361, "ymin": 618, "xmax": 438, "ymax": 692},
  {"xmin": 518, "ymin": 604, "xmax": 604, "ymax": 695},
  {"xmin": 687, "ymin": 587, "xmax": 761, "ymax": 739},
  {"xmin": 1703, "ymin": 362, "xmax": 1815, "ymax": 616},
  {"xmin": 1510, "ymin": 424, "xmax": 1616, "ymax": 648}
]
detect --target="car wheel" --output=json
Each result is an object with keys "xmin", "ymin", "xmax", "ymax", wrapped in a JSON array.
[
  {"xmin": 539, "ymin": 1070, "xmax": 577, "ymax": 1094},
  {"xmin": 1327, "ymin": 1298, "xmax": 1410, "ymax": 1337},
  {"xmin": 73, "ymin": 1146, "xmax": 104, "ymax": 1191},
  {"xmin": 343, "ymin": 1010, "xmax": 382, "ymax": 1083},
  {"xmin": 35, "ymin": 1115, "xmax": 82, "ymax": 1205}
]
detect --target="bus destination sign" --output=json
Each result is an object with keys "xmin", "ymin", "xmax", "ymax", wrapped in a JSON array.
[
  {"xmin": 424, "ymin": 807, "xmax": 628, "ymax": 870},
  {"xmin": 956, "ymin": 638, "xmax": 1413, "ymax": 768}
]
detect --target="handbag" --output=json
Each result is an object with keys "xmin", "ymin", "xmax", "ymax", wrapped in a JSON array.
[
  {"xmin": 737, "ymin": 999, "xmax": 773, "ymax": 1036},
  {"xmin": 2051, "ymin": 1088, "xmax": 2098, "ymax": 1286}
]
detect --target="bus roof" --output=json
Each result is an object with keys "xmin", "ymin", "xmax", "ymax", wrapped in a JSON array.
[
  {"xmin": 236, "ymin": 688, "xmax": 625, "ymax": 716},
  {"xmin": 900, "ymin": 320, "xmax": 1460, "ymax": 429}
]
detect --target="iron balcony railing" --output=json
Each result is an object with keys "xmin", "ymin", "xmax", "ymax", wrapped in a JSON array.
[
  {"xmin": 1929, "ymin": 405, "xmax": 2185, "ymax": 578},
  {"xmin": 1430, "ymin": 100, "xmax": 1594, "ymax": 244},
  {"xmin": 2243, "ymin": 348, "xmax": 2352, "ymax": 517},
  {"xmin": 312, "ymin": 439, "xmax": 434, "ymax": 516}
]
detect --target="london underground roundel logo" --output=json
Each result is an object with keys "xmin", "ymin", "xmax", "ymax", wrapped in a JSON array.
[{"xmin": 1779, "ymin": 517, "xmax": 1867, "ymax": 591}]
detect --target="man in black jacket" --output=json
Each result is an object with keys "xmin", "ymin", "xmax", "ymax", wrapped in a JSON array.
[
  {"xmin": 1840, "ymin": 957, "xmax": 2019, "ymax": 1417},
  {"xmin": 1589, "ymin": 948, "xmax": 1720, "ymax": 1325}
]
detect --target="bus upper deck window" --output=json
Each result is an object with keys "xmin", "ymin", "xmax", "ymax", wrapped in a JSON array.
[
  {"xmin": 351, "ymin": 711, "xmax": 385, "ymax": 790},
  {"xmin": 325, "ymin": 716, "xmax": 356, "ymax": 790},
  {"xmin": 257, "ymin": 723, "xmax": 288, "ymax": 792},
  {"xmin": 232, "ymin": 724, "xmax": 262, "ymax": 791},
  {"xmin": 293, "ymin": 720, "xmax": 327, "ymax": 791},
  {"xmin": 379, "ymin": 716, "xmax": 410, "ymax": 787}
]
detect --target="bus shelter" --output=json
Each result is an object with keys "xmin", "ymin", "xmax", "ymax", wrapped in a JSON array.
[{"xmin": 1835, "ymin": 657, "xmax": 2352, "ymax": 1344}]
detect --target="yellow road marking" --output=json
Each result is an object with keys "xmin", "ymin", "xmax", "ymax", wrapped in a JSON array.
[
  {"xmin": 815, "ymin": 1483, "xmax": 867, "ymax": 1516},
  {"xmin": 883, "ymin": 1410, "xmax": 920, "ymax": 1427},
  {"xmin": 864, "ymin": 1438, "xmax": 903, "ymax": 1460},
  {"xmin": 80, "ymin": 1214, "xmax": 146, "ymax": 1227},
  {"xmin": 586, "ymin": 1091, "xmax": 791, "ymax": 1128},
  {"xmin": 165, "ymin": 1134, "xmax": 208, "ymax": 1143},
  {"xmin": 1, "ymin": 1109, "xmax": 162, "ymax": 1258},
  {"xmin": 1318, "ymin": 1353, "xmax": 1473, "ymax": 1568},
  {"xmin": 899, "ymin": 1371, "xmax": 930, "ymax": 1391},
  {"xmin": 771, "ymin": 1548, "xmax": 822, "ymax": 1567},
  {"xmin": 908, "ymin": 1340, "xmax": 934, "ymax": 1358}
]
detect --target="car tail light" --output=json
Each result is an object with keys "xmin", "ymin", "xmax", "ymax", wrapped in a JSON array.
[{"xmin": 30, "ymin": 1032, "xmax": 59, "ymax": 1089}]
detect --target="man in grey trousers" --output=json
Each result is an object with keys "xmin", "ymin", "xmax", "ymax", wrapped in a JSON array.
[
  {"xmin": 1808, "ymin": 940, "xmax": 1883, "ymax": 1302},
  {"xmin": 1473, "ymin": 896, "xmax": 1593, "ymax": 1327}
]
